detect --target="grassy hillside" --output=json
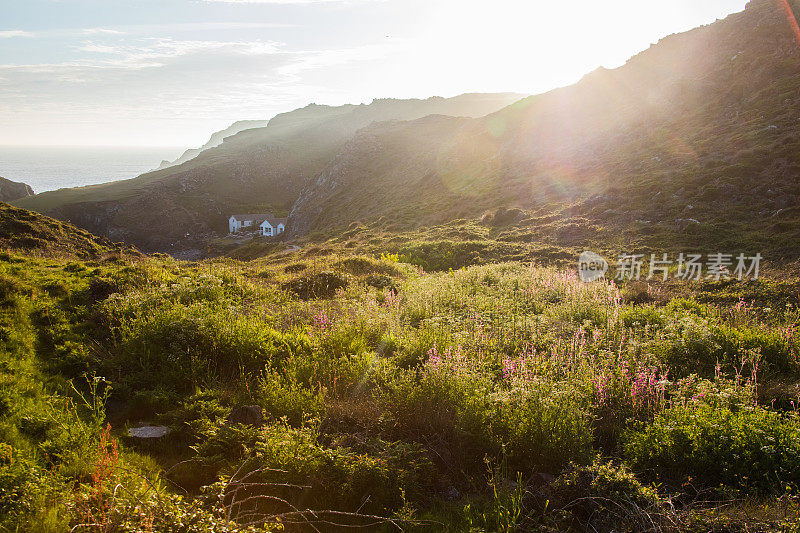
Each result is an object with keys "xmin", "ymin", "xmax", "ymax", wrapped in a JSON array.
[
  {"xmin": 14, "ymin": 93, "xmax": 525, "ymax": 254},
  {"xmin": 0, "ymin": 202, "xmax": 131, "ymax": 259},
  {"xmin": 288, "ymin": 0, "xmax": 800, "ymax": 259},
  {"xmin": 2, "ymin": 205, "xmax": 800, "ymax": 531}
]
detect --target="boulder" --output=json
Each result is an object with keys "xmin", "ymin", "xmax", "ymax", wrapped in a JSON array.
[
  {"xmin": 128, "ymin": 425, "xmax": 169, "ymax": 438},
  {"xmin": 225, "ymin": 405, "xmax": 264, "ymax": 426}
]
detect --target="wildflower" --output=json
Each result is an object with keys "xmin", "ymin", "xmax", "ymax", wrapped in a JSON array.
[
  {"xmin": 427, "ymin": 343, "xmax": 442, "ymax": 366},
  {"xmin": 313, "ymin": 311, "xmax": 331, "ymax": 330}
]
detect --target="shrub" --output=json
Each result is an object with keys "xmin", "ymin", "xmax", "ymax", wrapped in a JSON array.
[
  {"xmin": 284, "ymin": 263, "xmax": 307, "ymax": 273},
  {"xmin": 109, "ymin": 303, "xmax": 299, "ymax": 389},
  {"xmin": 0, "ymin": 276, "xmax": 24, "ymax": 308},
  {"xmin": 257, "ymin": 370, "xmax": 325, "ymax": 425},
  {"xmin": 0, "ymin": 444, "xmax": 37, "ymax": 519},
  {"xmin": 541, "ymin": 458, "xmax": 661, "ymax": 529},
  {"xmin": 386, "ymin": 354, "xmax": 591, "ymax": 475},
  {"xmin": 282, "ymin": 271, "xmax": 349, "ymax": 299},
  {"xmin": 87, "ymin": 277, "xmax": 119, "ymax": 301},
  {"xmin": 496, "ymin": 382, "xmax": 593, "ymax": 474},
  {"xmin": 620, "ymin": 304, "xmax": 666, "ymax": 328},
  {"xmin": 624, "ymin": 404, "xmax": 800, "ymax": 495},
  {"xmin": 224, "ymin": 423, "xmax": 435, "ymax": 517},
  {"xmin": 384, "ymin": 356, "xmax": 496, "ymax": 472},
  {"xmin": 335, "ymin": 256, "xmax": 401, "ymax": 276}
]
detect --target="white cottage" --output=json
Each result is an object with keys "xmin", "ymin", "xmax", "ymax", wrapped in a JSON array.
[
  {"xmin": 259, "ymin": 215, "xmax": 287, "ymax": 237},
  {"xmin": 228, "ymin": 213, "xmax": 287, "ymax": 236},
  {"xmin": 229, "ymin": 214, "xmax": 268, "ymax": 233}
]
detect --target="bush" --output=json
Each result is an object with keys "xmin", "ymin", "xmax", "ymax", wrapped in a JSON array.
[
  {"xmin": 109, "ymin": 303, "xmax": 299, "ymax": 389},
  {"xmin": 624, "ymin": 404, "xmax": 800, "ymax": 495},
  {"xmin": 0, "ymin": 444, "xmax": 37, "ymax": 519},
  {"xmin": 385, "ymin": 357, "xmax": 591, "ymax": 475},
  {"xmin": 284, "ymin": 263, "xmax": 307, "ymax": 273},
  {"xmin": 496, "ymin": 383, "xmax": 593, "ymax": 474},
  {"xmin": 224, "ymin": 423, "xmax": 435, "ymax": 516},
  {"xmin": 541, "ymin": 458, "xmax": 661, "ymax": 530},
  {"xmin": 335, "ymin": 256, "xmax": 401, "ymax": 276},
  {"xmin": 282, "ymin": 271, "xmax": 350, "ymax": 299},
  {"xmin": 257, "ymin": 370, "xmax": 325, "ymax": 425},
  {"xmin": 0, "ymin": 276, "xmax": 24, "ymax": 308}
]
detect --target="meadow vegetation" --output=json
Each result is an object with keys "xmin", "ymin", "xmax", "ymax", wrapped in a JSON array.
[{"xmin": 2, "ymin": 234, "xmax": 800, "ymax": 531}]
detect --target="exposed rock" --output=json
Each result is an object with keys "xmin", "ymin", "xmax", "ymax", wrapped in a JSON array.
[
  {"xmin": 366, "ymin": 274, "xmax": 397, "ymax": 291},
  {"xmin": 128, "ymin": 425, "xmax": 169, "ymax": 438},
  {"xmin": 225, "ymin": 405, "xmax": 264, "ymax": 426},
  {"xmin": 0, "ymin": 177, "xmax": 34, "ymax": 202}
]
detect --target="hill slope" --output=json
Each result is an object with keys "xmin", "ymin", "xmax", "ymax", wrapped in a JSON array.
[
  {"xmin": 0, "ymin": 202, "xmax": 130, "ymax": 258},
  {"xmin": 156, "ymin": 119, "xmax": 268, "ymax": 170},
  {"xmin": 0, "ymin": 177, "xmax": 33, "ymax": 202},
  {"xmin": 14, "ymin": 93, "xmax": 525, "ymax": 255},
  {"xmin": 289, "ymin": 0, "xmax": 800, "ymax": 258}
]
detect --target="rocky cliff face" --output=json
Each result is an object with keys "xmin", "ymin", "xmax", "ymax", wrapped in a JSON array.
[
  {"xmin": 0, "ymin": 177, "xmax": 33, "ymax": 202},
  {"xmin": 287, "ymin": 0, "xmax": 800, "ymax": 256}
]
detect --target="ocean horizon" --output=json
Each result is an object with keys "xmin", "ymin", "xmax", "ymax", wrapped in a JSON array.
[{"xmin": 0, "ymin": 145, "xmax": 186, "ymax": 194}]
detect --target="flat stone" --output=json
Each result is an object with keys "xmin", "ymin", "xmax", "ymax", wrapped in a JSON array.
[{"xmin": 128, "ymin": 425, "xmax": 169, "ymax": 438}]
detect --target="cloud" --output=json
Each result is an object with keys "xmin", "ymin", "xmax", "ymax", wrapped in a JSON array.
[
  {"xmin": 82, "ymin": 28, "xmax": 125, "ymax": 35},
  {"xmin": 201, "ymin": 0, "xmax": 375, "ymax": 3},
  {"xmin": 0, "ymin": 30, "xmax": 34, "ymax": 39},
  {"xmin": 81, "ymin": 22, "xmax": 294, "ymax": 35},
  {"xmin": 0, "ymin": 35, "xmax": 392, "ymax": 130}
]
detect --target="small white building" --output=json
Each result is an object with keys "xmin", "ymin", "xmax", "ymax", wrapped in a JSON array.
[
  {"xmin": 259, "ymin": 215, "xmax": 287, "ymax": 237},
  {"xmin": 228, "ymin": 213, "xmax": 287, "ymax": 237},
  {"xmin": 229, "ymin": 214, "xmax": 267, "ymax": 234}
]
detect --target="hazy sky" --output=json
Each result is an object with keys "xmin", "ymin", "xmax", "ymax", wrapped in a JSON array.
[{"xmin": 1, "ymin": 0, "xmax": 749, "ymax": 147}]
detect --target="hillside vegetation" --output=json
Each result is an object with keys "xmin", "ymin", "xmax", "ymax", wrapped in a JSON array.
[
  {"xmin": 2, "ymin": 205, "xmax": 800, "ymax": 531},
  {"xmin": 0, "ymin": 202, "xmax": 130, "ymax": 259},
  {"xmin": 288, "ymin": 0, "xmax": 800, "ymax": 259},
  {"xmin": 14, "ymin": 93, "xmax": 524, "ymax": 255}
]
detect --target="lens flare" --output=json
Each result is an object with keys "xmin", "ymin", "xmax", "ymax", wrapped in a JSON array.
[{"xmin": 778, "ymin": 0, "xmax": 800, "ymax": 46}]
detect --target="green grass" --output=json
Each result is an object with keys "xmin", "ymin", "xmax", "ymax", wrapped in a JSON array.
[{"xmin": 1, "ymin": 244, "xmax": 800, "ymax": 530}]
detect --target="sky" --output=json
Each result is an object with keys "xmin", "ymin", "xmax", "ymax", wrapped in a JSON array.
[{"xmin": 0, "ymin": 0, "xmax": 749, "ymax": 148}]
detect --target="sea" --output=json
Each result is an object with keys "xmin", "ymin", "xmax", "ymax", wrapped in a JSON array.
[{"xmin": 0, "ymin": 145, "xmax": 186, "ymax": 194}]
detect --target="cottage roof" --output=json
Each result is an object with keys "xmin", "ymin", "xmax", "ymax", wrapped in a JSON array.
[
  {"xmin": 231, "ymin": 213, "xmax": 271, "ymax": 222},
  {"xmin": 259, "ymin": 215, "xmax": 288, "ymax": 227}
]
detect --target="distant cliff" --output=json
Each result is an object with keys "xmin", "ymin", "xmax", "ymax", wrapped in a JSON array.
[
  {"xmin": 157, "ymin": 120, "xmax": 269, "ymax": 170},
  {"xmin": 0, "ymin": 177, "xmax": 34, "ymax": 202}
]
